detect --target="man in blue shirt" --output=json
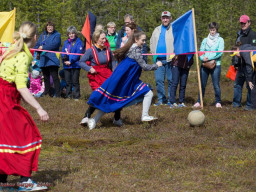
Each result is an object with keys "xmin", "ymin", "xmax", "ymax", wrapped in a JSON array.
[{"xmin": 150, "ymin": 11, "xmax": 174, "ymax": 106}]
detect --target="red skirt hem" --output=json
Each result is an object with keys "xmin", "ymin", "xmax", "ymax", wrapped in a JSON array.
[{"xmin": 0, "ymin": 78, "xmax": 42, "ymax": 177}]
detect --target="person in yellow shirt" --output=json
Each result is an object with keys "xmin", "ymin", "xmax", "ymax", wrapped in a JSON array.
[{"xmin": 0, "ymin": 21, "xmax": 49, "ymax": 191}]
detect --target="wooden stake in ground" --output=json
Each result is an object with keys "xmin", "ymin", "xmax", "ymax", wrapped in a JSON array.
[{"xmin": 192, "ymin": 8, "xmax": 203, "ymax": 109}]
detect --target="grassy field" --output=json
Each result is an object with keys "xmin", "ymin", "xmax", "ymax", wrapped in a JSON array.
[{"xmin": 10, "ymin": 62, "xmax": 256, "ymax": 191}]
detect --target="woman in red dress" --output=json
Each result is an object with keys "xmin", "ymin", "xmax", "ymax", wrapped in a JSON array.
[
  {"xmin": 79, "ymin": 29, "xmax": 122, "ymax": 129},
  {"xmin": 0, "ymin": 21, "xmax": 49, "ymax": 191}
]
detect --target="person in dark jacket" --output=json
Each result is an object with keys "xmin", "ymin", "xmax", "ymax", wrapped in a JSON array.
[
  {"xmin": 234, "ymin": 43, "xmax": 256, "ymax": 110},
  {"xmin": 232, "ymin": 15, "xmax": 256, "ymax": 109},
  {"xmin": 61, "ymin": 26, "xmax": 84, "ymax": 100},
  {"xmin": 35, "ymin": 21, "xmax": 61, "ymax": 97},
  {"xmin": 116, "ymin": 14, "xmax": 147, "ymax": 62},
  {"xmin": 169, "ymin": 55, "xmax": 193, "ymax": 108}
]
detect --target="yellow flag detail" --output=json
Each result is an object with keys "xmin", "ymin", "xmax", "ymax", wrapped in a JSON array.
[
  {"xmin": 56, "ymin": 53, "xmax": 60, "ymax": 60},
  {"xmin": 0, "ymin": 8, "xmax": 16, "ymax": 43},
  {"xmin": 230, "ymin": 52, "xmax": 239, "ymax": 57},
  {"xmin": 169, "ymin": 54, "xmax": 175, "ymax": 60},
  {"xmin": 252, "ymin": 53, "xmax": 256, "ymax": 63},
  {"xmin": 250, "ymin": 51, "xmax": 255, "ymax": 71}
]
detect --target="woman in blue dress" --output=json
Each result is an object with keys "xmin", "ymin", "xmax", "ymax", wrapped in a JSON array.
[{"xmin": 87, "ymin": 31, "xmax": 162, "ymax": 130}]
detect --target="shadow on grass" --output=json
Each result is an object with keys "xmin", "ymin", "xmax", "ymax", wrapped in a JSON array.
[
  {"xmin": 100, "ymin": 118, "xmax": 139, "ymax": 128},
  {"xmin": 222, "ymin": 99, "xmax": 233, "ymax": 106},
  {"xmin": 32, "ymin": 170, "xmax": 72, "ymax": 187},
  {"xmin": 7, "ymin": 170, "xmax": 72, "ymax": 190},
  {"xmin": 99, "ymin": 116, "xmax": 160, "ymax": 131},
  {"xmin": 151, "ymin": 95, "xmax": 196, "ymax": 105},
  {"xmin": 185, "ymin": 96, "xmax": 196, "ymax": 104}
]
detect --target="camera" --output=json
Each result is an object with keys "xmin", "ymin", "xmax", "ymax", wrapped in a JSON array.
[
  {"xmin": 36, "ymin": 51, "xmax": 41, "ymax": 60},
  {"xmin": 232, "ymin": 56, "xmax": 241, "ymax": 68},
  {"xmin": 63, "ymin": 55, "xmax": 69, "ymax": 62}
]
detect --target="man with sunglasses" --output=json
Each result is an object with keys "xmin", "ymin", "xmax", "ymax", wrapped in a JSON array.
[{"xmin": 232, "ymin": 15, "xmax": 256, "ymax": 110}]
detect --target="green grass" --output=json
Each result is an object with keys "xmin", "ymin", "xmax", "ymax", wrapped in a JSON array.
[{"xmin": 10, "ymin": 62, "xmax": 256, "ymax": 191}]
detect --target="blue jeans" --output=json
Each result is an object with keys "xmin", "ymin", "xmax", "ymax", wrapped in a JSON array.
[
  {"xmin": 197, "ymin": 65, "xmax": 221, "ymax": 104},
  {"xmin": 154, "ymin": 59, "xmax": 172, "ymax": 103},
  {"xmin": 251, "ymin": 73, "xmax": 256, "ymax": 109},
  {"xmin": 232, "ymin": 68, "xmax": 251, "ymax": 107},
  {"xmin": 170, "ymin": 66, "xmax": 189, "ymax": 104}
]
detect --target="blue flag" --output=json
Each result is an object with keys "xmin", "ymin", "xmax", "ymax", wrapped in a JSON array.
[{"xmin": 172, "ymin": 10, "xmax": 195, "ymax": 61}]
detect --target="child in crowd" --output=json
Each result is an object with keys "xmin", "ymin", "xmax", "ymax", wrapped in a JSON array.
[
  {"xmin": 29, "ymin": 70, "xmax": 45, "ymax": 97},
  {"xmin": 29, "ymin": 52, "xmax": 45, "ymax": 97},
  {"xmin": 59, "ymin": 69, "xmax": 67, "ymax": 98}
]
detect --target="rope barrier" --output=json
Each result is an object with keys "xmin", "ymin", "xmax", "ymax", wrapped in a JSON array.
[{"xmin": 1, "ymin": 47, "xmax": 256, "ymax": 56}]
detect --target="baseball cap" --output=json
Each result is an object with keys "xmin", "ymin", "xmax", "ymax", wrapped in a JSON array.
[
  {"xmin": 161, "ymin": 11, "xmax": 171, "ymax": 17},
  {"xmin": 240, "ymin": 15, "xmax": 250, "ymax": 23}
]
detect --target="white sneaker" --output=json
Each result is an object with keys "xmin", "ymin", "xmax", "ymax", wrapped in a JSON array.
[
  {"xmin": 193, "ymin": 102, "xmax": 201, "ymax": 108},
  {"xmin": 88, "ymin": 118, "xmax": 96, "ymax": 130},
  {"xmin": 170, "ymin": 103, "xmax": 178, "ymax": 108},
  {"xmin": 141, "ymin": 115, "xmax": 158, "ymax": 122},
  {"xmin": 216, "ymin": 103, "xmax": 222, "ymax": 108},
  {"xmin": 18, "ymin": 178, "xmax": 48, "ymax": 191},
  {"xmin": 113, "ymin": 119, "xmax": 123, "ymax": 126},
  {"xmin": 80, "ymin": 117, "xmax": 89, "ymax": 125}
]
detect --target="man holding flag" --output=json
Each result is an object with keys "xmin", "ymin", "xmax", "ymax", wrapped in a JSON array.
[{"xmin": 150, "ymin": 11, "xmax": 174, "ymax": 106}]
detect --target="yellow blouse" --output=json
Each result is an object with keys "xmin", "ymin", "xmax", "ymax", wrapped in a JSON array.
[{"xmin": 0, "ymin": 44, "xmax": 33, "ymax": 89}]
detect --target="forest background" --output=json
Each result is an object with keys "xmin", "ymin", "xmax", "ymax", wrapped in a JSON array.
[{"xmin": 1, "ymin": 0, "xmax": 256, "ymax": 64}]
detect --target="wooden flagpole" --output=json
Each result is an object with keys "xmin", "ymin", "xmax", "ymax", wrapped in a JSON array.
[{"xmin": 192, "ymin": 8, "xmax": 203, "ymax": 109}]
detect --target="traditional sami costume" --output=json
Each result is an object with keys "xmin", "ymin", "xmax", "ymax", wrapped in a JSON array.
[
  {"xmin": 88, "ymin": 57, "xmax": 151, "ymax": 113},
  {"xmin": 83, "ymin": 46, "xmax": 112, "ymax": 90},
  {"xmin": 0, "ymin": 44, "xmax": 42, "ymax": 177}
]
